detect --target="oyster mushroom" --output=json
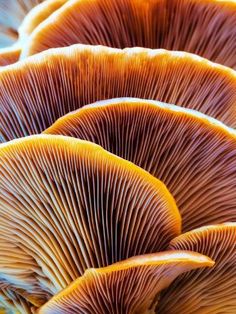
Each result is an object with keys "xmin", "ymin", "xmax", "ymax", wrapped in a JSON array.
[
  {"xmin": 1, "ymin": 45, "xmax": 236, "ymax": 142},
  {"xmin": 45, "ymin": 98, "xmax": 236, "ymax": 231},
  {"xmin": 0, "ymin": 135, "xmax": 180, "ymax": 310},
  {"xmin": 21, "ymin": 0, "xmax": 236, "ymax": 68},
  {"xmin": 38, "ymin": 252, "xmax": 214, "ymax": 314},
  {"xmin": 158, "ymin": 223, "xmax": 236, "ymax": 314}
]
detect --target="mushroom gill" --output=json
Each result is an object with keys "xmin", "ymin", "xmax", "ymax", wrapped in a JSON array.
[
  {"xmin": 20, "ymin": 0, "xmax": 236, "ymax": 69},
  {"xmin": 38, "ymin": 252, "xmax": 214, "ymax": 314},
  {"xmin": 45, "ymin": 98, "xmax": 236, "ymax": 232},
  {"xmin": 158, "ymin": 223, "xmax": 236, "ymax": 314},
  {"xmin": 0, "ymin": 135, "xmax": 180, "ymax": 309},
  {"xmin": 1, "ymin": 45, "xmax": 236, "ymax": 142},
  {"xmin": 18, "ymin": 0, "xmax": 67, "ymax": 42}
]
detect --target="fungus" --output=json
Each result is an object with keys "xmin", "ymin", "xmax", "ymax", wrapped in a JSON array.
[
  {"xmin": 21, "ymin": 0, "xmax": 236, "ymax": 69},
  {"xmin": 0, "ymin": 134, "xmax": 180, "ymax": 309},
  {"xmin": 1, "ymin": 45, "xmax": 236, "ymax": 141},
  {"xmin": 18, "ymin": 0, "xmax": 67, "ymax": 42},
  {"xmin": 45, "ymin": 98, "xmax": 236, "ymax": 231},
  {"xmin": 0, "ymin": 45, "xmax": 21, "ymax": 66},
  {"xmin": 158, "ymin": 223, "xmax": 236, "ymax": 313},
  {"xmin": 38, "ymin": 252, "xmax": 214, "ymax": 314}
]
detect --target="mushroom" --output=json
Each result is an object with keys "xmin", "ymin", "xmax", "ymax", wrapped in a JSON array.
[
  {"xmin": 45, "ymin": 98, "xmax": 236, "ymax": 231},
  {"xmin": 158, "ymin": 223, "xmax": 236, "ymax": 313},
  {"xmin": 38, "ymin": 252, "xmax": 214, "ymax": 314},
  {"xmin": 20, "ymin": 0, "xmax": 236, "ymax": 68},
  {"xmin": 1, "ymin": 45, "xmax": 236, "ymax": 141},
  {"xmin": 0, "ymin": 134, "xmax": 180, "ymax": 309},
  {"xmin": 0, "ymin": 45, "xmax": 21, "ymax": 66},
  {"xmin": 0, "ymin": 0, "xmax": 66, "ymax": 66}
]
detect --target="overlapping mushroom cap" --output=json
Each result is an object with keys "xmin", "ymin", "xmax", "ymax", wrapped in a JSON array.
[
  {"xmin": 45, "ymin": 98, "xmax": 236, "ymax": 231},
  {"xmin": 158, "ymin": 223, "xmax": 236, "ymax": 313},
  {"xmin": 1, "ymin": 44, "xmax": 236, "ymax": 142},
  {"xmin": 0, "ymin": 134, "xmax": 181, "ymax": 311},
  {"xmin": 0, "ymin": 0, "xmax": 235, "ymax": 313},
  {"xmin": 38, "ymin": 252, "xmax": 214, "ymax": 314},
  {"xmin": 21, "ymin": 0, "xmax": 236, "ymax": 68}
]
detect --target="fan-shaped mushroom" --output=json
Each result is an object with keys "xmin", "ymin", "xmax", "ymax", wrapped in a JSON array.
[
  {"xmin": 1, "ymin": 45, "xmax": 236, "ymax": 141},
  {"xmin": 45, "ymin": 98, "xmax": 236, "ymax": 231},
  {"xmin": 158, "ymin": 223, "xmax": 236, "ymax": 313},
  {"xmin": 0, "ymin": 134, "xmax": 180, "ymax": 309},
  {"xmin": 21, "ymin": 0, "xmax": 236, "ymax": 68},
  {"xmin": 38, "ymin": 252, "xmax": 214, "ymax": 314}
]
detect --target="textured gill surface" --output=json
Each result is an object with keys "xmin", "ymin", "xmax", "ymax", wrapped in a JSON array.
[
  {"xmin": 0, "ymin": 135, "xmax": 180, "ymax": 309},
  {"xmin": 21, "ymin": 0, "xmax": 236, "ymax": 68},
  {"xmin": 1, "ymin": 45, "xmax": 236, "ymax": 142},
  {"xmin": 45, "ymin": 99, "xmax": 236, "ymax": 232},
  {"xmin": 158, "ymin": 224, "xmax": 236, "ymax": 314},
  {"xmin": 38, "ymin": 252, "xmax": 213, "ymax": 314}
]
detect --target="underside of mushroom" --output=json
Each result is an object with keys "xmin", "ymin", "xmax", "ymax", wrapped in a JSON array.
[
  {"xmin": 0, "ymin": 45, "xmax": 236, "ymax": 142},
  {"xmin": 0, "ymin": 0, "xmax": 235, "ymax": 313},
  {"xmin": 21, "ymin": 0, "xmax": 236, "ymax": 69}
]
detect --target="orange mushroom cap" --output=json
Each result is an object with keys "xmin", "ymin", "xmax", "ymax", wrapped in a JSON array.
[
  {"xmin": 21, "ymin": 0, "xmax": 236, "ymax": 69},
  {"xmin": 46, "ymin": 98, "xmax": 236, "ymax": 231},
  {"xmin": 1, "ymin": 45, "xmax": 236, "ymax": 141},
  {"xmin": 0, "ymin": 134, "xmax": 180, "ymax": 309},
  {"xmin": 38, "ymin": 252, "xmax": 214, "ymax": 314},
  {"xmin": 158, "ymin": 223, "xmax": 236, "ymax": 313}
]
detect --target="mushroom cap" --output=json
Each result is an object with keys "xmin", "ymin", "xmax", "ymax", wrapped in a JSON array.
[
  {"xmin": 1, "ymin": 45, "xmax": 236, "ymax": 141},
  {"xmin": 18, "ymin": 0, "xmax": 67, "ymax": 42},
  {"xmin": 38, "ymin": 252, "xmax": 214, "ymax": 314},
  {"xmin": 0, "ymin": 134, "xmax": 180, "ymax": 308},
  {"xmin": 45, "ymin": 98, "xmax": 236, "ymax": 231},
  {"xmin": 21, "ymin": 0, "xmax": 236, "ymax": 68},
  {"xmin": 158, "ymin": 223, "xmax": 236, "ymax": 314},
  {"xmin": 0, "ymin": 45, "xmax": 21, "ymax": 66}
]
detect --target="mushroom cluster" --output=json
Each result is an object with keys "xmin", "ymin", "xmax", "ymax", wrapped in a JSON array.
[{"xmin": 0, "ymin": 1, "xmax": 235, "ymax": 313}]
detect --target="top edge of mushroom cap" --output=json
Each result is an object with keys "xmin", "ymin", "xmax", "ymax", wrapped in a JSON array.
[
  {"xmin": 169, "ymin": 222, "xmax": 236, "ymax": 246},
  {"xmin": 8, "ymin": 44, "xmax": 233, "ymax": 80},
  {"xmin": 45, "ymin": 97, "xmax": 236, "ymax": 141},
  {"xmin": 0, "ymin": 133, "xmax": 169, "ymax": 188},
  {"xmin": 19, "ymin": 0, "xmax": 236, "ymax": 65},
  {"xmin": 91, "ymin": 250, "xmax": 215, "ymax": 272},
  {"xmin": 18, "ymin": 0, "xmax": 67, "ymax": 41},
  {"xmin": 0, "ymin": 133, "xmax": 180, "ymax": 226},
  {"xmin": 37, "ymin": 251, "xmax": 214, "ymax": 314}
]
